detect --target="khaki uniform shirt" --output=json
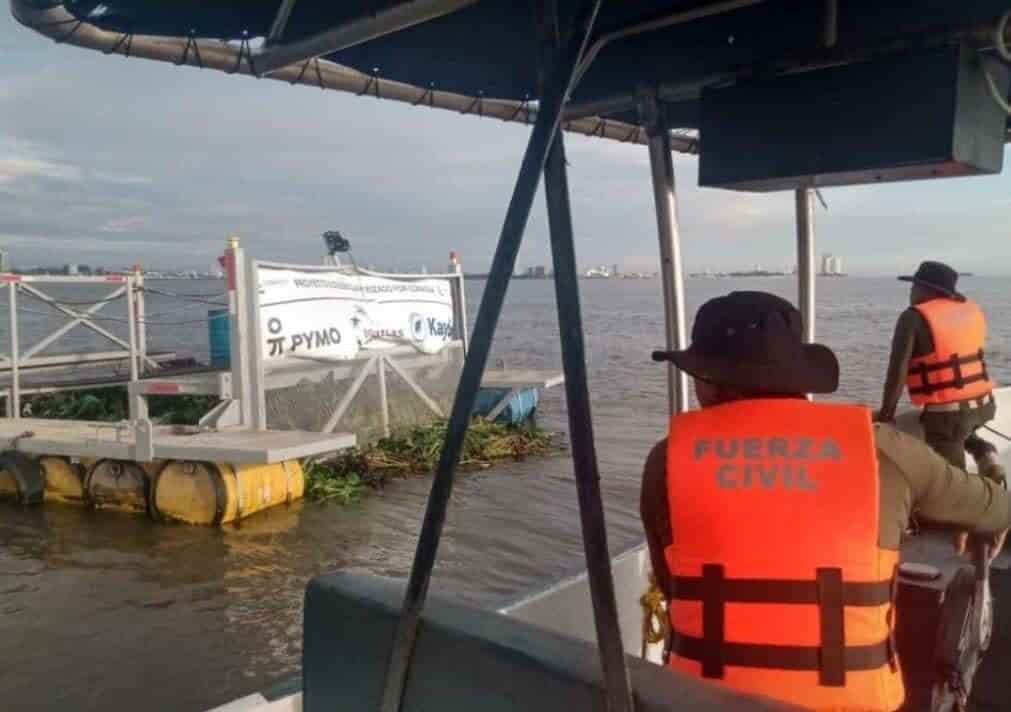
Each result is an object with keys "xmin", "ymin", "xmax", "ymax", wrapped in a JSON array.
[{"xmin": 641, "ymin": 422, "xmax": 1010, "ymax": 599}]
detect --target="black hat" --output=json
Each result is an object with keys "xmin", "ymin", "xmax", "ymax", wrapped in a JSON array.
[
  {"xmin": 652, "ymin": 291, "xmax": 839, "ymax": 394},
  {"xmin": 898, "ymin": 261, "xmax": 965, "ymax": 301}
]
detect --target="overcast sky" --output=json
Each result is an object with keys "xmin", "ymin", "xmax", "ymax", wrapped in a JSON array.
[{"xmin": 2, "ymin": 12, "xmax": 1010, "ymax": 275}]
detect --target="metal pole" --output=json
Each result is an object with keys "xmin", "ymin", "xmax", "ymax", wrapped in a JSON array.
[
  {"xmin": 378, "ymin": 3, "xmax": 601, "ymax": 709},
  {"xmin": 377, "ymin": 355, "xmax": 390, "ymax": 438},
  {"xmin": 449, "ymin": 252, "xmax": 469, "ymax": 356},
  {"xmin": 823, "ymin": 0, "xmax": 839, "ymax": 48},
  {"xmin": 266, "ymin": 0, "xmax": 298, "ymax": 44},
  {"xmin": 125, "ymin": 275, "xmax": 138, "ymax": 383},
  {"xmin": 134, "ymin": 267, "xmax": 147, "ymax": 376},
  {"xmin": 544, "ymin": 132, "xmax": 634, "ymax": 712},
  {"xmin": 255, "ymin": 0, "xmax": 479, "ymax": 74},
  {"xmin": 795, "ymin": 188, "xmax": 816, "ymax": 343},
  {"xmin": 125, "ymin": 274, "xmax": 144, "ymax": 421},
  {"xmin": 643, "ymin": 97, "xmax": 690, "ymax": 414},
  {"xmin": 8, "ymin": 282, "xmax": 19, "ymax": 419},
  {"xmin": 225, "ymin": 237, "xmax": 253, "ymax": 427},
  {"xmin": 245, "ymin": 257, "xmax": 268, "ymax": 430}
]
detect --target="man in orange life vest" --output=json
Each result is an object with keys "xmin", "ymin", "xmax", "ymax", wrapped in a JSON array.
[
  {"xmin": 876, "ymin": 261, "xmax": 1002, "ymax": 482},
  {"xmin": 641, "ymin": 291, "xmax": 1009, "ymax": 711}
]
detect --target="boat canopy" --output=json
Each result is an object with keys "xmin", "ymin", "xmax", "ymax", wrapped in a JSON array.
[{"xmin": 13, "ymin": 1, "xmax": 1011, "ymax": 151}]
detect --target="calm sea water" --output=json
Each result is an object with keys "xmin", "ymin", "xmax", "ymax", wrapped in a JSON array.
[{"xmin": 1, "ymin": 276, "xmax": 1009, "ymax": 711}]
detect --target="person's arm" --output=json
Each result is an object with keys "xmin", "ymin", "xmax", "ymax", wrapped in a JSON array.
[
  {"xmin": 877, "ymin": 424, "xmax": 1010, "ymax": 538},
  {"xmin": 640, "ymin": 438, "xmax": 673, "ymax": 600},
  {"xmin": 877, "ymin": 310, "xmax": 919, "ymax": 421}
]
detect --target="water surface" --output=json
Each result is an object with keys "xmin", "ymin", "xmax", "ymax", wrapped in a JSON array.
[{"xmin": 2, "ymin": 276, "xmax": 1009, "ymax": 710}]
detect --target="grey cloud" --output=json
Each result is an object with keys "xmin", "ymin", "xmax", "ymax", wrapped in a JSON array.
[{"xmin": 2, "ymin": 12, "xmax": 1010, "ymax": 275}]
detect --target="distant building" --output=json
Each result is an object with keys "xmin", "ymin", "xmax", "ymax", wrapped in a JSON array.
[
  {"xmin": 612, "ymin": 264, "xmax": 620, "ymax": 277},
  {"xmin": 818, "ymin": 254, "xmax": 845, "ymax": 276},
  {"xmin": 65, "ymin": 263, "xmax": 79, "ymax": 276},
  {"xmin": 0, "ymin": 249, "xmax": 8, "ymax": 273},
  {"xmin": 526, "ymin": 265, "xmax": 547, "ymax": 278}
]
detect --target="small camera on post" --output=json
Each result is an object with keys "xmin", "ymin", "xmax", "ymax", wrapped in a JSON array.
[{"xmin": 323, "ymin": 230, "xmax": 350, "ymax": 256}]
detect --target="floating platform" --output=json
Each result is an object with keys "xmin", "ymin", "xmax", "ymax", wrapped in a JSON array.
[
  {"xmin": 0, "ymin": 418, "xmax": 353, "ymax": 525},
  {"xmin": 475, "ymin": 369, "xmax": 564, "ymax": 424},
  {"xmin": 0, "ymin": 418, "xmax": 352, "ymax": 464}
]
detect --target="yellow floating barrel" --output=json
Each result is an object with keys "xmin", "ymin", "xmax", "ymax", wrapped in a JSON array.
[
  {"xmin": 151, "ymin": 460, "xmax": 303, "ymax": 526},
  {"xmin": 0, "ymin": 467, "xmax": 17, "ymax": 500},
  {"xmin": 0, "ymin": 456, "xmax": 86, "ymax": 504},
  {"xmin": 0, "ymin": 451, "xmax": 45, "ymax": 504},
  {"xmin": 40, "ymin": 457, "xmax": 88, "ymax": 505},
  {"xmin": 85, "ymin": 459, "xmax": 154, "ymax": 514}
]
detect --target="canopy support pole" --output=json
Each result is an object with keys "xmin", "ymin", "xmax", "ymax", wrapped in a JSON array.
[
  {"xmin": 795, "ymin": 188, "xmax": 816, "ymax": 343},
  {"xmin": 266, "ymin": 0, "xmax": 298, "ymax": 44},
  {"xmin": 255, "ymin": 0, "xmax": 479, "ymax": 74},
  {"xmin": 377, "ymin": 3, "xmax": 602, "ymax": 710},
  {"xmin": 642, "ymin": 96, "xmax": 690, "ymax": 413},
  {"xmin": 544, "ymin": 132, "xmax": 635, "ymax": 712}
]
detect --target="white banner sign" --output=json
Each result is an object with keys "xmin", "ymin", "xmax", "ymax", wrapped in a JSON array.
[{"xmin": 256, "ymin": 267, "xmax": 456, "ymax": 363}]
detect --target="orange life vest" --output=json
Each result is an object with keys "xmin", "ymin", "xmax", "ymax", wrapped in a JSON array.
[
  {"xmin": 906, "ymin": 298, "xmax": 993, "ymax": 405},
  {"xmin": 665, "ymin": 400, "xmax": 903, "ymax": 711}
]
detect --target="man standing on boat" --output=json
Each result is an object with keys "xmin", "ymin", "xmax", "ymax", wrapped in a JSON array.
[
  {"xmin": 641, "ymin": 291, "xmax": 1009, "ymax": 711},
  {"xmin": 875, "ymin": 261, "xmax": 1003, "ymax": 484}
]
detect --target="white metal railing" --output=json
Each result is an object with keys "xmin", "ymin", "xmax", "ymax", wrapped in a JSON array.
[
  {"xmin": 0, "ymin": 241, "xmax": 469, "ymax": 444},
  {"xmin": 1, "ymin": 270, "xmax": 153, "ymax": 419}
]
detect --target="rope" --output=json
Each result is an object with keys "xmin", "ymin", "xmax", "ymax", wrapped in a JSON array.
[
  {"xmin": 10, "ymin": 431, "xmax": 35, "ymax": 450},
  {"xmin": 22, "ymin": 293, "xmax": 126, "ymax": 307},
  {"xmin": 55, "ymin": 19, "xmax": 83, "ymax": 44},
  {"xmin": 639, "ymin": 572, "xmax": 669, "ymax": 659},
  {"xmin": 508, "ymin": 96, "xmax": 533, "ymax": 124},
  {"xmin": 14, "ymin": 307, "xmax": 227, "ymax": 326},
  {"xmin": 983, "ymin": 424, "xmax": 1011, "ymax": 443},
  {"xmin": 314, "ymin": 58, "xmax": 325, "ymax": 90},
  {"xmin": 412, "ymin": 83, "xmax": 436, "ymax": 107},
  {"xmin": 139, "ymin": 286, "xmax": 226, "ymax": 304},
  {"xmin": 176, "ymin": 31, "xmax": 204, "ymax": 68},
  {"xmin": 293, "ymin": 59, "xmax": 311, "ymax": 85}
]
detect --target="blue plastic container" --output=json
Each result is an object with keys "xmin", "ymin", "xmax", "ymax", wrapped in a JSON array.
[
  {"xmin": 208, "ymin": 309, "xmax": 231, "ymax": 367},
  {"xmin": 473, "ymin": 386, "xmax": 539, "ymax": 425}
]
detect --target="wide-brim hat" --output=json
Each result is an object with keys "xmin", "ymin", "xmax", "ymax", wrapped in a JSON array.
[
  {"xmin": 898, "ymin": 261, "xmax": 964, "ymax": 301},
  {"xmin": 653, "ymin": 292, "xmax": 839, "ymax": 394}
]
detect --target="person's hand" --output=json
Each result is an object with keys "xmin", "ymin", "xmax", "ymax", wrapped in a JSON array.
[
  {"xmin": 986, "ymin": 528, "xmax": 1008, "ymax": 563},
  {"xmin": 954, "ymin": 530, "xmax": 969, "ymax": 555},
  {"xmin": 872, "ymin": 409, "xmax": 894, "ymax": 424},
  {"xmin": 960, "ymin": 529, "xmax": 1008, "ymax": 563}
]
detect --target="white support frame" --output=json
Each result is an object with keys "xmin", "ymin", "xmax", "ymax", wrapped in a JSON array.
[{"xmin": 1, "ymin": 272, "xmax": 156, "ymax": 420}]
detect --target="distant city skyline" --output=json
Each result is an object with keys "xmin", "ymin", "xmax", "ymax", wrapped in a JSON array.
[{"xmin": 5, "ymin": 249, "xmax": 1009, "ymax": 279}]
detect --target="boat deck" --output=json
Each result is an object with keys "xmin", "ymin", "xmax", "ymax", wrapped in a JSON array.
[{"xmin": 0, "ymin": 418, "xmax": 354, "ymax": 464}]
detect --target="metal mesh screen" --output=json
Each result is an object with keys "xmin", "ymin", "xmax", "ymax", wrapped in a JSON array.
[{"xmin": 264, "ymin": 345, "xmax": 464, "ymax": 444}]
